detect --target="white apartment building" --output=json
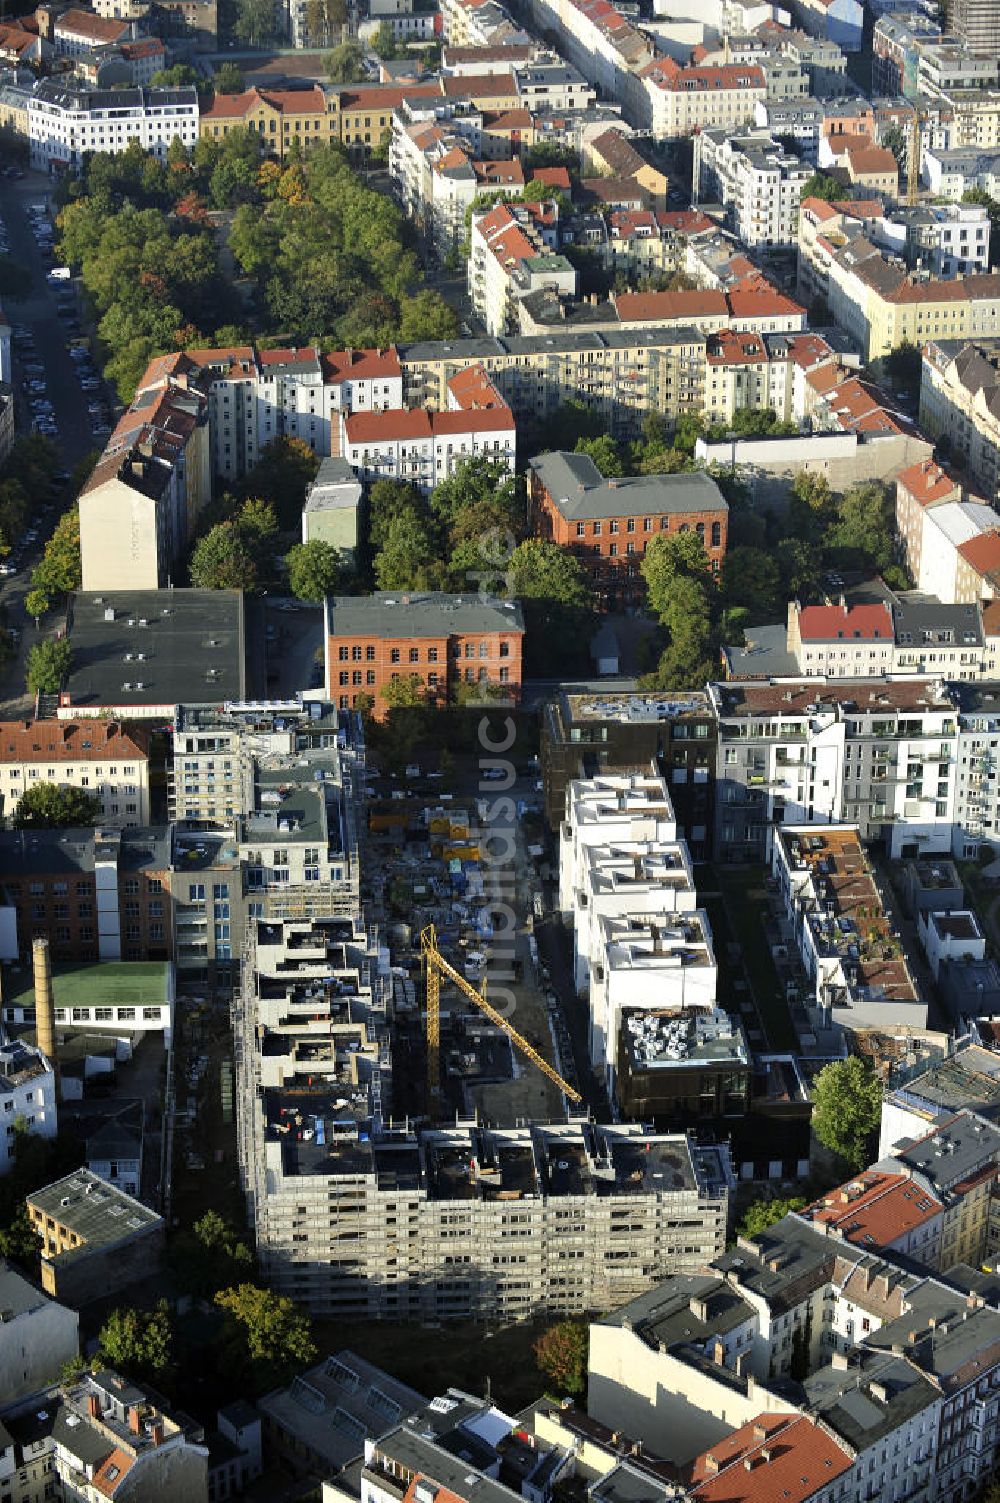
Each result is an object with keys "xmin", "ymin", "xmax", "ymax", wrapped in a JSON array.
[
  {"xmin": 558, "ymin": 771, "xmax": 680, "ymax": 916},
  {"xmin": 920, "ymin": 336, "xmax": 1000, "ymax": 510},
  {"xmin": 0, "ymin": 719, "xmax": 151, "ymax": 828},
  {"xmin": 518, "ymin": 0, "xmax": 653, "ymax": 126},
  {"xmin": 640, "ymin": 58, "xmax": 766, "ymax": 139},
  {"xmin": 709, "ymin": 679, "xmax": 961, "ymax": 862},
  {"xmin": 340, "ymin": 366, "xmax": 515, "ymax": 492},
  {"xmin": 469, "ymin": 200, "xmax": 572, "ymax": 336},
  {"xmin": 28, "ymin": 81, "xmax": 199, "ymax": 170},
  {"xmin": 695, "ymin": 129, "xmax": 811, "ymax": 249},
  {"xmin": 0, "ymin": 1036, "xmax": 56, "ymax": 1174}
]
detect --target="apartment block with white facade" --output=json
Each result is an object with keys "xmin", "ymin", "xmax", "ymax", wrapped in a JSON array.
[
  {"xmin": 558, "ymin": 771, "xmax": 681, "ymax": 915},
  {"xmin": 709, "ymin": 678, "xmax": 960, "ymax": 861},
  {"xmin": 0, "ymin": 1036, "xmax": 56, "ymax": 1175},
  {"xmin": 28, "ymin": 80, "xmax": 198, "ymax": 170},
  {"xmin": 0, "ymin": 719, "xmax": 151, "ymax": 828},
  {"xmin": 695, "ymin": 129, "xmax": 811, "ymax": 250}
]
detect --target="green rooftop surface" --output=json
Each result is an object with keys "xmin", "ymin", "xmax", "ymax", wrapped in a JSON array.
[{"xmin": 8, "ymin": 961, "xmax": 170, "ymax": 1012}]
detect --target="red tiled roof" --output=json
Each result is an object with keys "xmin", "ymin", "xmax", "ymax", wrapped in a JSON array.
[
  {"xmin": 431, "ymin": 408, "xmax": 514, "ymax": 434},
  {"xmin": 55, "ymin": 8, "xmax": 130, "ymax": 41},
  {"xmin": 958, "ymin": 529, "xmax": 1000, "ymax": 578},
  {"xmin": 795, "ymin": 602, "xmax": 893, "ymax": 641},
  {"xmin": 441, "ymin": 71, "xmax": 516, "ymax": 97},
  {"xmin": 802, "ymin": 1170, "xmax": 942, "ymax": 1247},
  {"xmin": 321, "ymin": 348, "xmax": 402, "ymax": 383},
  {"xmin": 897, "ymin": 457, "xmax": 958, "ymax": 506},
  {"xmin": 615, "ymin": 288, "xmax": 728, "ymax": 321},
  {"xmin": 345, "ymin": 409, "xmax": 431, "ymax": 443},
  {"xmin": 532, "ymin": 166, "xmax": 571, "ymax": 189},
  {"xmin": 689, "ymin": 1415, "xmax": 853, "ymax": 1503},
  {"xmin": 982, "ymin": 599, "xmax": 1000, "ymax": 636},
  {"xmin": 707, "ymin": 330, "xmax": 767, "ymax": 365},
  {"xmin": 0, "ymin": 720, "xmax": 149, "ymax": 764},
  {"xmin": 447, "ymin": 364, "xmax": 509, "ymax": 410},
  {"xmin": 727, "ymin": 284, "xmax": 805, "ymax": 320},
  {"xmin": 338, "ymin": 83, "xmax": 441, "ymax": 110},
  {"xmin": 640, "ymin": 57, "xmax": 766, "ymax": 91},
  {"xmin": 203, "ymin": 85, "xmax": 328, "ymax": 119}
]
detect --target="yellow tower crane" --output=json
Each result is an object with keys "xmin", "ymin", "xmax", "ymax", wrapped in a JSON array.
[{"xmin": 420, "ymin": 923, "xmax": 583, "ymax": 1111}]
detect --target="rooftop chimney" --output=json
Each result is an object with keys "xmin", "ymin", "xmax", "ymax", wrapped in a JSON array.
[
  {"xmin": 128, "ymin": 1407, "xmax": 142, "ymax": 1436},
  {"xmin": 87, "ymin": 1394, "xmax": 100, "ymax": 1420},
  {"xmin": 33, "ymin": 938, "xmax": 56, "ymax": 1080}
]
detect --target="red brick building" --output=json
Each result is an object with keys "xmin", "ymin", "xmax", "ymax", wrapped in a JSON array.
[
  {"xmin": 528, "ymin": 450, "xmax": 728, "ymax": 609},
  {"xmin": 324, "ymin": 593, "xmax": 525, "ymax": 716}
]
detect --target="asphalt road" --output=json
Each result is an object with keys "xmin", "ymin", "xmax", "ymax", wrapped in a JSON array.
[{"xmin": 0, "ymin": 170, "xmax": 111, "ymax": 713}]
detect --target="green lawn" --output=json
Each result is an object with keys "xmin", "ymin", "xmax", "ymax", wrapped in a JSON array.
[{"xmin": 715, "ymin": 865, "xmax": 798, "ymax": 1052}]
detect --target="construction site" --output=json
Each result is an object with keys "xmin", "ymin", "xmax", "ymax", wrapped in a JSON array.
[{"xmin": 231, "ymin": 755, "xmax": 736, "ymax": 1320}]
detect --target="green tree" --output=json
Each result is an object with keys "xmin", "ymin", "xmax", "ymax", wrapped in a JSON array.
[
  {"xmin": 189, "ymin": 521, "xmax": 259, "ymax": 590},
  {"xmin": 0, "ymin": 1207, "xmax": 38, "ymax": 1264},
  {"xmin": 368, "ymin": 478, "xmax": 422, "ymax": 553},
  {"xmin": 97, "ymin": 1300, "xmax": 174, "ymax": 1383},
  {"xmin": 641, "ymin": 576, "xmax": 717, "ymax": 690},
  {"xmin": 884, "ymin": 339, "xmax": 922, "ymax": 399},
  {"xmin": 398, "ymin": 289, "xmax": 459, "ymax": 341},
  {"xmin": 801, "ymin": 172, "xmax": 844, "ymax": 202},
  {"xmin": 721, "ymin": 545, "xmax": 782, "ymax": 623},
  {"xmin": 171, "ymin": 1210, "xmax": 254, "ymax": 1298},
  {"xmin": 641, "ymin": 530, "xmax": 713, "ymax": 620},
  {"xmin": 811, "ymin": 1057, "xmax": 883, "ymax": 1171},
  {"xmin": 150, "ymin": 62, "xmax": 201, "ymax": 88},
  {"xmin": 237, "ymin": 437, "xmax": 320, "ymax": 529},
  {"xmin": 431, "ymin": 457, "xmax": 520, "ymax": 530},
  {"xmin": 32, "ymin": 507, "xmax": 81, "ymax": 598},
  {"xmin": 233, "ymin": 0, "xmax": 277, "ymax": 44},
  {"xmin": 325, "ymin": 40, "xmax": 366, "ymax": 81},
  {"xmin": 24, "ymin": 589, "xmax": 50, "ymax": 623},
  {"xmin": 215, "ymin": 1283, "xmax": 316, "ymax": 1391},
  {"xmin": 214, "ymin": 62, "xmax": 245, "ymax": 94},
  {"xmin": 737, "ymin": 1196, "xmax": 806, "ymax": 1241},
  {"xmin": 374, "ymin": 509, "xmax": 440, "ymax": 590},
  {"xmin": 825, "ymin": 481, "xmax": 894, "ymax": 573},
  {"xmin": 13, "ymin": 782, "xmax": 102, "ymax": 829},
  {"xmin": 25, "ymin": 638, "xmax": 72, "ymax": 695},
  {"xmin": 534, "ymin": 1320, "xmax": 587, "ymax": 1396},
  {"xmin": 538, "ymin": 398, "xmax": 604, "ymax": 450},
  {"xmin": 508, "ymin": 539, "xmax": 596, "ymax": 675},
  {"xmin": 574, "ymin": 435, "xmax": 624, "ymax": 477},
  {"xmin": 380, "ymin": 672, "xmax": 426, "ymax": 708},
  {"xmin": 287, "ymin": 539, "xmax": 343, "ymax": 601},
  {"xmin": 371, "ymin": 18, "xmax": 402, "ymax": 57}
]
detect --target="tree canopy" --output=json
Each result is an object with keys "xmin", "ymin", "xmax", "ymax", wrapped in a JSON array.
[
  {"xmin": 737, "ymin": 1196, "xmax": 807, "ymax": 1241},
  {"xmin": 287, "ymin": 539, "xmax": 344, "ymax": 600},
  {"xmin": 534, "ymin": 1321, "xmax": 588, "ymax": 1396},
  {"xmin": 214, "ymin": 1283, "xmax": 316, "ymax": 1393},
  {"xmin": 811, "ymin": 1057, "xmax": 883, "ymax": 1171},
  {"xmin": 13, "ymin": 782, "xmax": 102, "ymax": 829},
  {"xmin": 97, "ymin": 1301, "xmax": 174, "ymax": 1384},
  {"xmin": 25, "ymin": 638, "xmax": 72, "ymax": 695}
]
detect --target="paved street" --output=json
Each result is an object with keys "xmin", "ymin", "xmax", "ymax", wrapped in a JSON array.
[{"xmin": 0, "ymin": 170, "xmax": 112, "ymax": 714}]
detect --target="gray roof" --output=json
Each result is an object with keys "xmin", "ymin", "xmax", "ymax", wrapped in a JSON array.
[
  {"xmin": 865, "ymin": 1287, "xmax": 1000, "ymax": 1393},
  {"xmin": 714, "ymin": 1215, "xmax": 846, "ymax": 1315},
  {"xmin": 33, "ymin": 79, "xmax": 197, "ymax": 109},
  {"xmin": 66, "ymin": 589, "xmax": 246, "ymax": 709},
  {"xmin": 0, "ymin": 1259, "xmax": 61, "ymax": 1321},
  {"xmin": 528, "ymin": 451, "xmax": 727, "ymax": 521},
  {"xmin": 888, "ymin": 1109, "xmax": 1000, "ymax": 1194},
  {"xmin": 397, "ymin": 324, "xmax": 705, "ymax": 364},
  {"xmin": 0, "ymin": 825, "xmax": 170, "ymax": 881},
  {"xmin": 28, "ymin": 1168, "xmax": 162, "ymax": 1262},
  {"xmin": 805, "ymin": 1350, "xmax": 939, "ymax": 1450},
  {"xmin": 328, "ymin": 592, "xmax": 524, "ymax": 639},
  {"xmin": 723, "ymin": 622, "xmax": 798, "ymax": 679},
  {"xmin": 894, "ymin": 600, "xmax": 984, "ymax": 648},
  {"xmin": 306, "ymin": 457, "xmax": 363, "ymax": 510},
  {"xmin": 888, "ymin": 1040, "xmax": 1000, "ymax": 1119},
  {"xmin": 258, "ymin": 1350, "xmax": 427, "ymax": 1472},
  {"xmin": 369, "ymin": 1425, "xmax": 523, "ymax": 1503},
  {"xmin": 595, "ymin": 1273, "xmax": 755, "ymax": 1347}
]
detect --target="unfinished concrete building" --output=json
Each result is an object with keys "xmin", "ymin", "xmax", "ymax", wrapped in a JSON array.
[{"xmin": 234, "ymin": 914, "xmax": 734, "ymax": 1320}]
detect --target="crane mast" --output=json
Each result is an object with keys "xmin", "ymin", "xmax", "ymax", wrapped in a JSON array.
[{"xmin": 420, "ymin": 923, "xmax": 583, "ymax": 1111}]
